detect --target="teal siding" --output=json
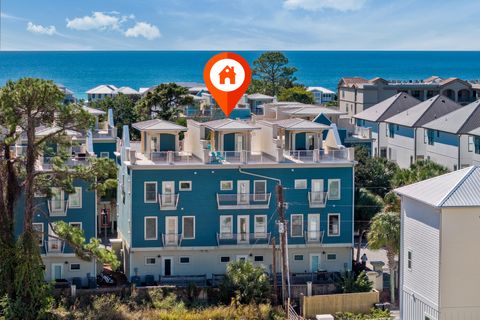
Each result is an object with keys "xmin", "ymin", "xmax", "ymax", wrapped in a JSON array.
[
  {"xmin": 160, "ymin": 134, "xmax": 176, "ymax": 151},
  {"xmin": 129, "ymin": 166, "xmax": 354, "ymax": 248},
  {"xmin": 93, "ymin": 141, "xmax": 116, "ymax": 159}
]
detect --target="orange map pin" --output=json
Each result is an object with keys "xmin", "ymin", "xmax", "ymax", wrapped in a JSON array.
[{"xmin": 203, "ymin": 52, "xmax": 252, "ymax": 117}]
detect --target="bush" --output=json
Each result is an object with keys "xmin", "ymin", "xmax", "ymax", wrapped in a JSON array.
[
  {"xmin": 335, "ymin": 308, "xmax": 391, "ymax": 319},
  {"xmin": 219, "ymin": 260, "xmax": 271, "ymax": 305},
  {"xmin": 336, "ymin": 271, "xmax": 373, "ymax": 293}
]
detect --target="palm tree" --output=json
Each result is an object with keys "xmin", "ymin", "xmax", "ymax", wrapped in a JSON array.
[{"xmin": 367, "ymin": 211, "xmax": 400, "ymax": 304}]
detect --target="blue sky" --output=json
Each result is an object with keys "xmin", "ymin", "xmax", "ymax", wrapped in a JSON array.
[{"xmin": 1, "ymin": 0, "xmax": 480, "ymax": 50}]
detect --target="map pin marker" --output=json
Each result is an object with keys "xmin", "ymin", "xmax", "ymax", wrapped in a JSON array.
[{"xmin": 204, "ymin": 52, "xmax": 252, "ymax": 117}]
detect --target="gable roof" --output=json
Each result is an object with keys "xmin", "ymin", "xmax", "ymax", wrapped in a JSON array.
[
  {"xmin": 132, "ymin": 119, "xmax": 187, "ymax": 132},
  {"xmin": 265, "ymin": 118, "xmax": 330, "ymax": 131},
  {"xmin": 202, "ymin": 118, "xmax": 259, "ymax": 131},
  {"xmin": 247, "ymin": 93, "xmax": 274, "ymax": 100},
  {"xmin": 117, "ymin": 86, "xmax": 139, "ymax": 95},
  {"xmin": 354, "ymin": 92, "xmax": 420, "ymax": 122},
  {"xmin": 422, "ymin": 100, "xmax": 480, "ymax": 134},
  {"xmin": 82, "ymin": 106, "xmax": 106, "ymax": 116},
  {"xmin": 307, "ymin": 86, "xmax": 335, "ymax": 94},
  {"xmin": 384, "ymin": 95, "xmax": 461, "ymax": 127},
  {"xmin": 338, "ymin": 77, "xmax": 369, "ymax": 87},
  {"xmin": 86, "ymin": 84, "xmax": 118, "ymax": 94},
  {"xmin": 395, "ymin": 166, "xmax": 480, "ymax": 207}
]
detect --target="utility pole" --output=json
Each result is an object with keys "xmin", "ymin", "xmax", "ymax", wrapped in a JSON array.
[
  {"xmin": 271, "ymin": 236, "xmax": 277, "ymax": 305},
  {"xmin": 276, "ymin": 184, "xmax": 289, "ymax": 308}
]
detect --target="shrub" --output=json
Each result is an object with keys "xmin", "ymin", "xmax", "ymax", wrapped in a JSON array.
[
  {"xmin": 336, "ymin": 271, "xmax": 373, "ymax": 293},
  {"xmin": 219, "ymin": 260, "xmax": 271, "ymax": 305}
]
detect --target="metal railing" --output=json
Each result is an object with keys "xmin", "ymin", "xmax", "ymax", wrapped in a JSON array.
[
  {"xmin": 146, "ymin": 151, "xmax": 196, "ymax": 164},
  {"xmin": 44, "ymin": 240, "xmax": 65, "ymax": 253},
  {"xmin": 47, "ymin": 199, "xmax": 69, "ymax": 216},
  {"xmin": 162, "ymin": 233, "xmax": 182, "ymax": 247},
  {"xmin": 216, "ymin": 232, "xmax": 271, "ymax": 245},
  {"xmin": 308, "ymin": 192, "xmax": 327, "ymax": 208},
  {"xmin": 216, "ymin": 193, "xmax": 271, "ymax": 209},
  {"xmin": 353, "ymin": 126, "xmax": 372, "ymax": 139},
  {"xmin": 158, "ymin": 275, "xmax": 207, "ymax": 287},
  {"xmin": 209, "ymin": 151, "xmax": 271, "ymax": 164},
  {"xmin": 158, "ymin": 193, "xmax": 179, "ymax": 210},
  {"xmin": 304, "ymin": 230, "xmax": 325, "ymax": 243},
  {"xmin": 287, "ymin": 150, "xmax": 314, "ymax": 162},
  {"xmin": 287, "ymin": 149, "xmax": 351, "ymax": 163}
]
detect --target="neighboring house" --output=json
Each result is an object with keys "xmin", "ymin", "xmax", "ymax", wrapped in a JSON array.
[
  {"xmin": 246, "ymin": 93, "xmax": 274, "ymax": 115},
  {"xmin": 82, "ymin": 107, "xmax": 117, "ymax": 160},
  {"xmin": 57, "ymin": 83, "xmax": 76, "ymax": 104},
  {"xmin": 383, "ymin": 95, "xmax": 462, "ymax": 168},
  {"xmin": 219, "ymin": 66, "xmax": 236, "ymax": 85},
  {"xmin": 395, "ymin": 166, "xmax": 480, "ymax": 320},
  {"xmin": 13, "ymin": 129, "xmax": 98, "ymax": 286},
  {"xmin": 421, "ymin": 100, "xmax": 480, "ymax": 170},
  {"xmin": 115, "ymin": 117, "xmax": 355, "ymax": 283},
  {"xmin": 338, "ymin": 76, "xmax": 479, "ymax": 118},
  {"xmin": 354, "ymin": 92, "xmax": 420, "ymax": 158},
  {"xmin": 307, "ymin": 86, "xmax": 336, "ymax": 104},
  {"xmin": 86, "ymin": 85, "xmax": 139, "ymax": 102}
]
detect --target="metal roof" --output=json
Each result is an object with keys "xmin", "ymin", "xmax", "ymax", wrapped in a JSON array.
[
  {"xmin": 117, "ymin": 86, "xmax": 139, "ymax": 95},
  {"xmin": 422, "ymin": 100, "xmax": 480, "ymax": 134},
  {"xmin": 384, "ymin": 95, "xmax": 462, "ymax": 127},
  {"xmin": 247, "ymin": 93, "xmax": 274, "ymax": 100},
  {"xmin": 395, "ymin": 166, "xmax": 480, "ymax": 207},
  {"xmin": 354, "ymin": 93, "xmax": 420, "ymax": 122},
  {"xmin": 307, "ymin": 86, "xmax": 335, "ymax": 94},
  {"xmin": 202, "ymin": 119, "xmax": 259, "ymax": 131},
  {"xmin": 86, "ymin": 84, "xmax": 118, "ymax": 94},
  {"xmin": 263, "ymin": 118, "xmax": 330, "ymax": 131},
  {"xmin": 82, "ymin": 106, "xmax": 106, "ymax": 116},
  {"xmin": 132, "ymin": 119, "xmax": 187, "ymax": 131}
]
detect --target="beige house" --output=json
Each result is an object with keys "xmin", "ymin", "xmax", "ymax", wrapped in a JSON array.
[
  {"xmin": 338, "ymin": 76, "xmax": 479, "ymax": 118},
  {"xmin": 395, "ymin": 166, "xmax": 480, "ymax": 320}
]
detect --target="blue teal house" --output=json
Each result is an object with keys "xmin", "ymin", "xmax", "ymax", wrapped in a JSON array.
[{"xmin": 115, "ymin": 116, "xmax": 355, "ymax": 284}]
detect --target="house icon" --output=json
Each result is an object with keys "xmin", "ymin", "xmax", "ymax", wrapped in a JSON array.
[{"xmin": 219, "ymin": 66, "xmax": 236, "ymax": 85}]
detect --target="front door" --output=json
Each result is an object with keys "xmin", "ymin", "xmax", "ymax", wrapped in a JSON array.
[
  {"xmin": 237, "ymin": 180, "xmax": 250, "ymax": 205},
  {"xmin": 165, "ymin": 217, "xmax": 178, "ymax": 245},
  {"xmin": 237, "ymin": 215, "xmax": 249, "ymax": 244},
  {"xmin": 310, "ymin": 254, "xmax": 321, "ymax": 272},
  {"xmin": 311, "ymin": 179, "xmax": 324, "ymax": 203},
  {"xmin": 51, "ymin": 263, "xmax": 63, "ymax": 280},
  {"xmin": 162, "ymin": 181, "xmax": 175, "ymax": 206},
  {"xmin": 308, "ymin": 214, "xmax": 320, "ymax": 241},
  {"xmin": 162, "ymin": 257, "xmax": 173, "ymax": 276}
]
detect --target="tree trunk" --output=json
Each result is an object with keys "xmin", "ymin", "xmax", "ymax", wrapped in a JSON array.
[
  {"xmin": 387, "ymin": 250, "xmax": 396, "ymax": 304},
  {"xmin": 23, "ymin": 119, "xmax": 36, "ymax": 231},
  {"xmin": 356, "ymin": 229, "xmax": 365, "ymax": 262}
]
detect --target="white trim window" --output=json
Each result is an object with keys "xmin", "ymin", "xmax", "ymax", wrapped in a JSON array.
[
  {"xmin": 100, "ymin": 152, "xmax": 110, "ymax": 158},
  {"xmin": 328, "ymin": 179, "xmax": 341, "ymax": 200},
  {"xmin": 254, "ymin": 215, "xmax": 267, "ymax": 238},
  {"xmin": 254, "ymin": 180, "xmax": 267, "ymax": 201},
  {"xmin": 69, "ymin": 187, "xmax": 82, "ymax": 208},
  {"xmin": 179, "ymin": 257, "xmax": 190, "ymax": 264},
  {"xmin": 144, "ymin": 182, "xmax": 157, "ymax": 203},
  {"xmin": 51, "ymin": 187, "xmax": 65, "ymax": 213},
  {"xmin": 468, "ymin": 136, "xmax": 474, "ymax": 152},
  {"xmin": 182, "ymin": 216, "xmax": 195, "ymax": 240},
  {"xmin": 294, "ymin": 179, "xmax": 307, "ymax": 189},
  {"xmin": 144, "ymin": 216, "xmax": 158, "ymax": 240},
  {"xmin": 328, "ymin": 214, "xmax": 340, "ymax": 236},
  {"xmin": 70, "ymin": 263, "xmax": 81, "ymax": 271},
  {"xmin": 220, "ymin": 180, "xmax": 233, "ymax": 191},
  {"xmin": 69, "ymin": 222, "xmax": 82, "ymax": 231},
  {"xmin": 407, "ymin": 250, "xmax": 413, "ymax": 270},
  {"xmin": 179, "ymin": 181, "xmax": 192, "ymax": 191},
  {"xmin": 326, "ymin": 253, "xmax": 337, "ymax": 261},
  {"xmin": 291, "ymin": 214, "xmax": 304, "ymax": 237},
  {"xmin": 32, "ymin": 223, "xmax": 44, "ymax": 246},
  {"xmin": 145, "ymin": 257, "xmax": 156, "ymax": 265},
  {"xmin": 219, "ymin": 215, "xmax": 233, "ymax": 239}
]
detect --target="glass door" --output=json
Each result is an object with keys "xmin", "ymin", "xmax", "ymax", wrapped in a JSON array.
[
  {"xmin": 237, "ymin": 180, "xmax": 250, "ymax": 205},
  {"xmin": 162, "ymin": 181, "xmax": 175, "ymax": 206},
  {"xmin": 165, "ymin": 217, "xmax": 178, "ymax": 245},
  {"xmin": 237, "ymin": 215, "xmax": 249, "ymax": 244}
]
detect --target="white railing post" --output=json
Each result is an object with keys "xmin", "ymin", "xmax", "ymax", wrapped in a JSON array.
[{"xmin": 167, "ymin": 151, "xmax": 174, "ymax": 164}]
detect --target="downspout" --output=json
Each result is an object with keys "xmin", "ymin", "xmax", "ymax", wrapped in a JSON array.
[
  {"xmin": 413, "ymin": 128, "xmax": 417, "ymax": 162},
  {"xmin": 458, "ymin": 135, "xmax": 461, "ymax": 170}
]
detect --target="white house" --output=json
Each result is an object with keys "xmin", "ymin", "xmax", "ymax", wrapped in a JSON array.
[
  {"xmin": 421, "ymin": 99, "xmax": 480, "ymax": 170},
  {"xmin": 86, "ymin": 85, "xmax": 139, "ymax": 102},
  {"xmin": 354, "ymin": 92, "xmax": 420, "ymax": 158},
  {"xmin": 383, "ymin": 95, "xmax": 461, "ymax": 168},
  {"xmin": 395, "ymin": 166, "xmax": 480, "ymax": 320},
  {"xmin": 307, "ymin": 86, "xmax": 336, "ymax": 104}
]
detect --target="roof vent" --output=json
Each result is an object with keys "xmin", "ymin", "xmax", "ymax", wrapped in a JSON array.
[{"xmin": 441, "ymin": 99, "xmax": 445, "ymax": 103}]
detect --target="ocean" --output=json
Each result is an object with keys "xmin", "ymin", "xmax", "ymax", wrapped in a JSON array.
[{"xmin": 1, "ymin": 51, "xmax": 480, "ymax": 99}]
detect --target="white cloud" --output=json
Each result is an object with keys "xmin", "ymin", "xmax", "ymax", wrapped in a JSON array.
[
  {"xmin": 27, "ymin": 22, "xmax": 56, "ymax": 36},
  {"xmin": 66, "ymin": 12, "xmax": 121, "ymax": 31},
  {"xmin": 284, "ymin": 0, "xmax": 367, "ymax": 12},
  {"xmin": 125, "ymin": 22, "xmax": 161, "ymax": 40}
]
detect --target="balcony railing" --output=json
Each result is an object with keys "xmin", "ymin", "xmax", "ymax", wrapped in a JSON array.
[
  {"xmin": 308, "ymin": 192, "xmax": 327, "ymax": 208},
  {"xmin": 353, "ymin": 126, "xmax": 372, "ymax": 139},
  {"xmin": 146, "ymin": 151, "xmax": 196, "ymax": 164},
  {"xmin": 44, "ymin": 240, "xmax": 65, "ymax": 253},
  {"xmin": 209, "ymin": 151, "xmax": 270, "ymax": 164},
  {"xmin": 304, "ymin": 230, "xmax": 325, "ymax": 243},
  {"xmin": 286, "ymin": 150, "xmax": 314, "ymax": 162},
  {"xmin": 286, "ymin": 149, "xmax": 351, "ymax": 163},
  {"xmin": 216, "ymin": 193, "xmax": 271, "ymax": 210},
  {"xmin": 216, "ymin": 232, "xmax": 271, "ymax": 246},
  {"xmin": 162, "ymin": 233, "xmax": 182, "ymax": 247},
  {"xmin": 158, "ymin": 193, "xmax": 179, "ymax": 210},
  {"xmin": 47, "ymin": 199, "xmax": 69, "ymax": 216}
]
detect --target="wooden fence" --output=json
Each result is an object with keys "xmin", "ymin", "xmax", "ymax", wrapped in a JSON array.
[{"xmin": 301, "ymin": 290, "xmax": 379, "ymax": 318}]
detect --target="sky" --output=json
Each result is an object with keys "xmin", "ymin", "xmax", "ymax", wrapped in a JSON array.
[{"xmin": 1, "ymin": 0, "xmax": 480, "ymax": 51}]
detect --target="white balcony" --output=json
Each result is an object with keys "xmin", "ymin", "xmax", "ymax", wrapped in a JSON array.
[
  {"xmin": 304, "ymin": 230, "xmax": 325, "ymax": 243},
  {"xmin": 162, "ymin": 233, "xmax": 182, "ymax": 247},
  {"xmin": 208, "ymin": 151, "xmax": 275, "ymax": 164},
  {"xmin": 286, "ymin": 149, "xmax": 352, "ymax": 163},
  {"xmin": 216, "ymin": 232, "xmax": 271, "ymax": 245},
  {"xmin": 47, "ymin": 199, "xmax": 69, "ymax": 216},
  {"xmin": 158, "ymin": 193, "xmax": 179, "ymax": 210},
  {"xmin": 216, "ymin": 193, "xmax": 271, "ymax": 210},
  {"xmin": 353, "ymin": 126, "xmax": 372, "ymax": 139},
  {"xmin": 308, "ymin": 192, "xmax": 327, "ymax": 208}
]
